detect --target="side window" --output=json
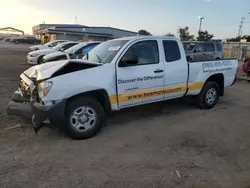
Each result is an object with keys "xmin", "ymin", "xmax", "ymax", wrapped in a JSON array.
[
  {"xmin": 162, "ymin": 40, "xmax": 181, "ymax": 62},
  {"xmin": 81, "ymin": 44, "xmax": 98, "ymax": 54},
  {"xmin": 49, "ymin": 42, "xmax": 58, "ymax": 47},
  {"xmin": 204, "ymin": 43, "xmax": 215, "ymax": 52},
  {"xmin": 195, "ymin": 43, "xmax": 204, "ymax": 52},
  {"xmin": 216, "ymin": 43, "xmax": 223, "ymax": 52},
  {"xmin": 123, "ymin": 40, "xmax": 159, "ymax": 65},
  {"xmin": 61, "ymin": 43, "xmax": 77, "ymax": 51}
]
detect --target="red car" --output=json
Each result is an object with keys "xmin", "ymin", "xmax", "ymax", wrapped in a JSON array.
[{"xmin": 242, "ymin": 57, "xmax": 250, "ymax": 76}]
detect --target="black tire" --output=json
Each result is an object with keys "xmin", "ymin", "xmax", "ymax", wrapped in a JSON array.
[
  {"xmin": 33, "ymin": 41, "xmax": 37, "ymax": 44},
  {"xmin": 37, "ymin": 56, "xmax": 44, "ymax": 64},
  {"xmin": 196, "ymin": 81, "xmax": 219, "ymax": 109},
  {"xmin": 64, "ymin": 97, "xmax": 105, "ymax": 139},
  {"xmin": 215, "ymin": 57, "xmax": 221, "ymax": 60},
  {"xmin": 15, "ymin": 40, "xmax": 19, "ymax": 44}
]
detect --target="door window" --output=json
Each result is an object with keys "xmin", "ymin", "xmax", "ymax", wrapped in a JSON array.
[
  {"xmin": 162, "ymin": 40, "xmax": 181, "ymax": 62},
  {"xmin": 60, "ymin": 43, "xmax": 78, "ymax": 51},
  {"xmin": 204, "ymin": 43, "xmax": 215, "ymax": 52},
  {"xmin": 123, "ymin": 40, "xmax": 159, "ymax": 65},
  {"xmin": 216, "ymin": 43, "xmax": 223, "ymax": 52},
  {"xmin": 195, "ymin": 43, "xmax": 204, "ymax": 52}
]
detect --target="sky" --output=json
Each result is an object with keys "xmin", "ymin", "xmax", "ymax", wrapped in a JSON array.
[{"xmin": 0, "ymin": 0, "xmax": 250, "ymax": 38}]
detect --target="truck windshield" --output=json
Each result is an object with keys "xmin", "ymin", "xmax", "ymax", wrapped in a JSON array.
[
  {"xmin": 83, "ymin": 40, "xmax": 129, "ymax": 64},
  {"xmin": 183, "ymin": 42, "xmax": 197, "ymax": 51}
]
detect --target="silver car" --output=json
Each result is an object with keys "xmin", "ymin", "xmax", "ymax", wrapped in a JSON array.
[{"xmin": 183, "ymin": 41, "xmax": 223, "ymax": 61}]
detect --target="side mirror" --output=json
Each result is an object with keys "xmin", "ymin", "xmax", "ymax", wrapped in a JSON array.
[
  {"xmin": 120, "ymin": 55, "xmax": 139, "ymax": 67},
  {"xmin": 59, "ymin": 48, "xmax": 64, "ymax": 51}
]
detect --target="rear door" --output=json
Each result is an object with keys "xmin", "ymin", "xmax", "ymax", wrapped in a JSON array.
[
  {"xmin": 162, "ymin": 40, "xmax": 188, "ymax": 99},
  {"xmin": 116, "ymin": 40, "xmax": 165, "ymax": 108}
]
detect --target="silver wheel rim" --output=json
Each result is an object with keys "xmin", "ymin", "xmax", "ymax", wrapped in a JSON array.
[
  {"xmin": 206, "ymin": 88, "xmax": 217, "ymax": 104},
  {"xmin": 70, "ymin": 106, "xmax": 97, "ymax": 132}
]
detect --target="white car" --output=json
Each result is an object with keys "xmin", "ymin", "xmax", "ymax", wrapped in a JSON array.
[
  {"xmin": 29, "ymin": 40, "xmax": 68, "ymax": 51},
  {"xmin": 42, "ymin": 41, "xmax": 101, "ymax": 63},
  {"xmin": 27, "ymin": 41, "xmax": 79, "ymax": 65},
  {"xmin": 7, "ymin": 36, "xmax": 238, "ymax": 139}
]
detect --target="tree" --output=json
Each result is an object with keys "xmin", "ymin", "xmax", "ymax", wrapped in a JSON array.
[
  {"xmin": 227, "ymin": 36, "xmax": 241, "ymax": 42},
  {"xmin": 165, "ymin": 33, "xmax": 175, "ymax": 36},
  {"xmin": 178, "ymin": 27, "xmax": 195, "ymax": 41},
  {"xmin": 138, "ymin": 29, "xmax": 151, "ymax": 36},
  {"xmin": 197, "ymin": 30, "xmax": 214, "ymax": 41}
]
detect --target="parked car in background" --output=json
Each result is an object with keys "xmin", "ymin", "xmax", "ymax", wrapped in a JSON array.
[
  {"xmin": 27, "ymin": 41, "xmax": 79, "ymax": 65},
  {"xmin": 11, "ymin": 36, "xmax": 41, "ymax": 44},
  {"xmin": 42, "ymin": 41, "xmax": 101, "ymax": 63},
  {"xmin": 29, "ymin": 40, "xmax": 68, "ymax": 51},
  {"xmin": 183, "ymin": 40, "xmax": 223, "ymax": 61},
  {"xmin": 242, "ymin": 57, "xmax": 250, "ymax": 76}
]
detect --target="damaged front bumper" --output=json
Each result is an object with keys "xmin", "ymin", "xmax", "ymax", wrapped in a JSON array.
[
  {"xmin": 6, "ymin": 90, "xmax": 32, "ymax": 119},
  {"xmin": 6, "ymin": 91, "xmax": 67, "ymax": 133},
  {"xmin": 6, "ymin": 72, "xmax": 67, "ymax": 134}
]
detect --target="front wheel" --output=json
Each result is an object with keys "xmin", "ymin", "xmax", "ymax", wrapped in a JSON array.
[
  {"xmin": 37, "ymin": 56, "xmax": 44, "ymax": 64},
  {"xmin": 196, "ymin": 81, "xmax": 219, "ymax": 109},
  {"xmin": 15, "ymin": 40, "xmax": 19, "ymax": 44},
  {"xmin": 64, "ymin": 97, "xmax": 105, "ymax": 139}
]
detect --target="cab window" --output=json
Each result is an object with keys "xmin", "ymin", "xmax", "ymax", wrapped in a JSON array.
[{"xmin": 123, "ymin": 40, "xmax": 159, "ymax": 65}]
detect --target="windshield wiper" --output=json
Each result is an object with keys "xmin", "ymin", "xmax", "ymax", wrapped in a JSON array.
[{"xmin": 96, "ymin": 54, "xmax": 103, "ymax": 64}]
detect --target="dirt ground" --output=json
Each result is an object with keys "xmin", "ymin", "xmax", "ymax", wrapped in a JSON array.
[{"xmin": 1, "ymin": 42, "xmax": 250, "ymax": 188}]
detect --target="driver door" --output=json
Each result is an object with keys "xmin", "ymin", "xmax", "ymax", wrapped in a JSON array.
[{"xmin": 116, "ymin": 40, "xmax": 165, "ymax": 108}]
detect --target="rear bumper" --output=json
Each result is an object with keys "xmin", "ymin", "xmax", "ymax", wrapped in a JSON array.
[{"xmin": 231, "ymin": 76, "xmax": 237, "ymax": 86}]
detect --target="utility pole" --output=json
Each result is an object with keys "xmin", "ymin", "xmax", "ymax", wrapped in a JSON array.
[
  {"xmin": 238, "ymin": 17, "xmax": 245, "ymax": 37},
  {"xmin": 198, "ymin": 16, "xmax": 204, "ymax": 34},
  {"xmin": 75, "ymin": 16, "xmax": 77, "ymax": 24}
]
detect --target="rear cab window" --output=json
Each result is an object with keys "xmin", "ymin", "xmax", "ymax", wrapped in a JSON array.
[{"xmin": 162, "ymin": 40, "xmax": 181, "ymax": 62}]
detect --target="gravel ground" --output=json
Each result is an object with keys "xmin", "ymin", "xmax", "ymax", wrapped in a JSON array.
[{"xmin": 0, "ymin": 42, "xmax": 250, "ymax": 188}]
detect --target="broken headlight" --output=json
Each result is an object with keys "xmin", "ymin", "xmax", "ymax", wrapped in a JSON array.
[{"xmin": 37, "ymin": 81, "xmax": 53, "ymax": 97}]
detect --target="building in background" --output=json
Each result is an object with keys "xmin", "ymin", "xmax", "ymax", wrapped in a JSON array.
[{"xmin": 32, "ymin": 24, "xmax": 137, "ymax": 43}]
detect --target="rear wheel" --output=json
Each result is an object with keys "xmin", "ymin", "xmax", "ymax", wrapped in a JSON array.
[
  {"xmin": 64, "ymin": 97, "xmax": 105, "ymax": 139},
  {"xmin": 15, "ymin": 40, "xmax": 19, "ymax": 44},
  {"xmin": 196, "ymin": 81, "xmax": 219, "ymax": 109}
]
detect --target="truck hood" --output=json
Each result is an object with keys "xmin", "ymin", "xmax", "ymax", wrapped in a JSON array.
[
  {"xmin": 43, "ymin": 51, "xmax": 66, "ymax": 60},
  {"xmin": 23, "ymin": 59, "xmax": 102, "ymax": 81}
]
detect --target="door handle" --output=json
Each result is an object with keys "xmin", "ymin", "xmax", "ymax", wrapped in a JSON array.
[{"xmin": 154, "ymin": 69, "xmax": 164, "ymax": 73}]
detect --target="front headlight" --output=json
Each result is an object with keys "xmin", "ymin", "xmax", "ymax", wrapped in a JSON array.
[
  {"xmin": 29, "ymin": 53, "xmax": 39, "ymax": 57},
  {"xmin": 38, "ymin": 81, "xmax": 53, "ymax": 97}
]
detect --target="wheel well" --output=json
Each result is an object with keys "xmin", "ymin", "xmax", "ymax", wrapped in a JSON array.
[
  {"xmin": 206, "ymin": 73, "xmax": 224, "ymax": 96},
  {"xmin": 66, "ymin": 89, "xmax": 111, "ymax": 113}
]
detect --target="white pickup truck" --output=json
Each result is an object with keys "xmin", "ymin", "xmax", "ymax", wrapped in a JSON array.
[{"xmin": 7, "ymin": 36, "xmax": 238, "ymax": 139}]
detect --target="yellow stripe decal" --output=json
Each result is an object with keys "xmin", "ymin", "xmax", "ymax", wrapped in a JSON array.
[{"xmin": 109, "ymin": 82, "xmax": 204, "ymax": 104}]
